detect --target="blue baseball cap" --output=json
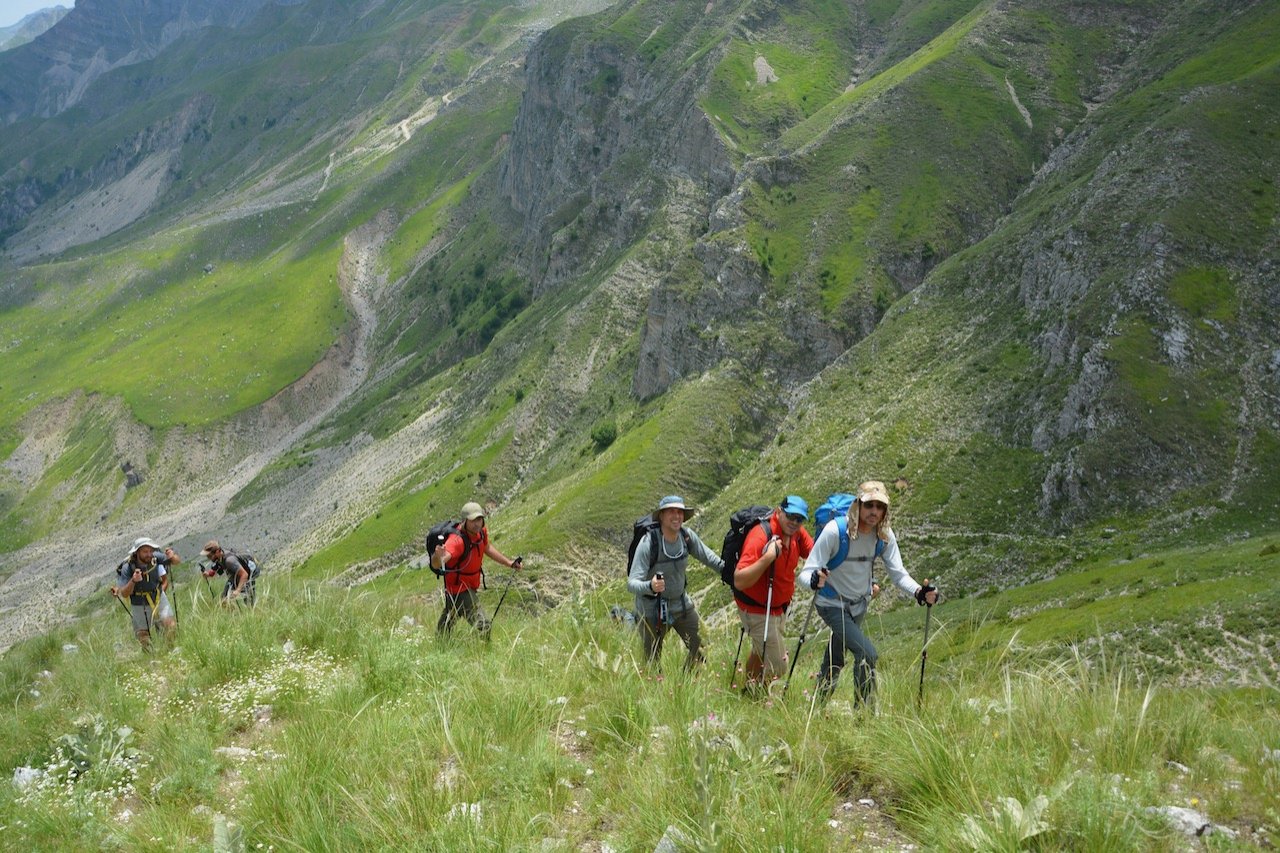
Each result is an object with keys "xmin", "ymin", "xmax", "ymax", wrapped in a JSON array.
[{"xmin": 780, "ymin": 495, "xmax": 809, "ymax": 521}]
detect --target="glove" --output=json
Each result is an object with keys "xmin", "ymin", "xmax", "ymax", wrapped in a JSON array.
[
  {"xmin": 915, "ymin": 582, "xmax": 937, "ymax": 606},
  {"xmin": 203, "ymin": 569, "xmax": 216, "ymax": 578}
]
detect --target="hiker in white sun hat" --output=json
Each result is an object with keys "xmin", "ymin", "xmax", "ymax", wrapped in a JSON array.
[
  {"xmin": 111, "ymin": 537, "xmax": 182, "ymax": 650},
  {"xmin": 800, "ymin": 480, "xmax": 938, "ymax": 704}
]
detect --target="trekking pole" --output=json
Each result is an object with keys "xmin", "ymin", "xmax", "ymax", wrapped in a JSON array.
[
  {"xmin": 917, "ymin": 578, "xmax": 933, "ymax": 708},
  {"xmin": 488, "ymin": 557, "xmax": 523, "ymax": 631},
  {"xmin": 729, "ymin": 625, "xmax": 745, "ymax": 689},
  {"xmin": 114, "ymin": 592, "xmax": 131, "ymax": 619},
  {"xmin": 760, "ymin": 568, "xmax": 775, "ymax": 685},
  {"xmin": 168, "ymin": 577, "xmax": 180, "ymax": 636},
  {"xmin": 783, "ymin": 591, "xmax": 819, "ymax": 698}
]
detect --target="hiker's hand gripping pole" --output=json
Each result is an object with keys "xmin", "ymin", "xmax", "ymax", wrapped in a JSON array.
[{"xmin": 110, "ymin": 586, "xmax": 131, "ymax": 618}]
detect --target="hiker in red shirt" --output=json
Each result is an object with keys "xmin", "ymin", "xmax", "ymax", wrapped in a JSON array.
[
  {"xmin": 734, "ymin": 496, "xmax": 814, "ymax": 689},
  {"xmin": 430, "ymin": 501, "xmax": 522, "ymax": 638}
]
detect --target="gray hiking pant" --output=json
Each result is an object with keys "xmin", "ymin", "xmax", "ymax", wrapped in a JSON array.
[
  {"xmin": 438, "ymin": 588, "xmax": 490, "ymax": 637},
  {"xmin": 221, "ymin": 574, "xmax": 257, "ymax": 606},
  {"xmin": 639, "ymin": 602, "xmax": 703, "ymax": 671},
  {"xmin": 817, "ymin": 603, "xmax": 877, "ymax": 702}
]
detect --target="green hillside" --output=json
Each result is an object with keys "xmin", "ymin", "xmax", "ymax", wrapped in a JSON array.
[
  {"xmin": 0, "ymin": 532, "xmax": 1275, "ymax": 849},
  {"xmin": 0, "ymin": 5, "xmax": 1277, "ymax": 846}
]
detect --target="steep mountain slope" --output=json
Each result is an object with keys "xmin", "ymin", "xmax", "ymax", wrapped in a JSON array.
[{"xmin": 0, "ymin": 0, "xmax": 1276, "ymax": 647}]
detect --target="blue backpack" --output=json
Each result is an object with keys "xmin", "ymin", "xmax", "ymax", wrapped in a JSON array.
[
  {"xmin": 814, "ymin": 493, "xmax": 856, "ymax": 530},
  {"xmin": 817, "ymin": 514, "xmax": 884, "ymax": 600}
]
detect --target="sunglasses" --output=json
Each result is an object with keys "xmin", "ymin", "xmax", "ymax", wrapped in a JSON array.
[
  {"xmin": 861, "ymin": 502, "xmax": 887, "ymax": 512},
  {"xmin": 784, "ymin": 512, "xmax": 806, "ymax": 523}
]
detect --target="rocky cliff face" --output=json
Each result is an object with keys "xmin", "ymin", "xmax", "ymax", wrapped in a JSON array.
[
  {"xmin": 498, "ymin": 19, "xmax": 735, "ymax": 297},
  {"xmin": 2, "ymin": 94, "xmax": 214, "ymax": 260}
]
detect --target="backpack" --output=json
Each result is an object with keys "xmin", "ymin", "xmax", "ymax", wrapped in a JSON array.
[
  {"xmin": 625, "ymin": 517, "xmax": 692, "ymax": 578},
  {"xmin": 425, "ymin": 520, "xmax": 474, "ymax": 578},
  {"xmin": 227, "ymin": 550, "xmax": 260, "ymax": 579},
  {"xmin": 116, "ymin": 558, "xmax": 164, "ymax": 605},
  {"xmin": 814, "ymin": 493, "xmax": 856, "ymax": 532},
  {"xmin": 719, "ymin": 505, "xmax": 773, "ymax": 607},
  {"xmin": 817, "ymin": 515, "xmax": 886, "ymax": 600}
]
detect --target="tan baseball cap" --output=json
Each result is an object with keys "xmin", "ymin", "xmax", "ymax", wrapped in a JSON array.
[{"xmin": 461, "ymin": 501, "xmax": 485, "ymax": 520}]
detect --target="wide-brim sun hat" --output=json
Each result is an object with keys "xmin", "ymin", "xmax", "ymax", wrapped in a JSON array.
[
  {"xmin": 653, "ymin": 495, "xmax": 695, "ymax": 521},
  {"xmin": 128, "ymin": 537, "xmax": 163, "ymax": 557},
  {"xmin": 857, "ymin": 480, "xmax": 891, "ymax": 507}
]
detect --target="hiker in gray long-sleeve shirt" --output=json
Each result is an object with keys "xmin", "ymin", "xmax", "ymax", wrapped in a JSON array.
[
  {"xmin": 798, "ymin": 480, "xmax": 937, "ymax": 703},
  {"xmin": 627, "ymin": 495, "xmax": 725, "ymax": 671}
]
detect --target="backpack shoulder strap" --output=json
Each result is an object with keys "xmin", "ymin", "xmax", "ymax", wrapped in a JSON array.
[
  {"xmin": 826, "ymin": 515, "xmax": 850, "ymax": 570},
  {"xmin": 874, "ymin": 537, "xmax": 885, "ymax": 560},
  {"xmin": 646, "ymin": 526, "xmax": 661, "ymax": 569}
]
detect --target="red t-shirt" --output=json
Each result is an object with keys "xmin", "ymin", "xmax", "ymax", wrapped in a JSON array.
[
  {"xmin": 442, "ymin": 527, "xmax": 487, "ymax": 594},
  {"xmin": 734, "ymin": 511, "xmax": 814, "ymax": 614}
]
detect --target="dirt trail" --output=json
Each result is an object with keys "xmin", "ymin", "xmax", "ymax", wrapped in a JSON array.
[{"xmin": 0, "ymin": 218, "xmax": 387, "ymax": 651}]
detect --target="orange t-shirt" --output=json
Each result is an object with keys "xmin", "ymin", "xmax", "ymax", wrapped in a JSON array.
[
  {"xmin": 442, "ymin": 527, "xmax": 487, "ymax": 594},
  {"xmin": 735, "ymin": 512, "xmax": 813, "ymax": 614}
]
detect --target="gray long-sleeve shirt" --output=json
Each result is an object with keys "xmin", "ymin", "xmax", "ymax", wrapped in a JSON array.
[
  {"xmin": 798, "ymin": 518, "xmax": 921, "ymax": 611},
  {"xmin": 627, "ymin": 526, "xmax": 724, "ymax": 621}
]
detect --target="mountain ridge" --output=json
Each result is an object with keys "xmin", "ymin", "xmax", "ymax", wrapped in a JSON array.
[{"xmin": 0, "ymin": 0, "xmax": 1275, "ymax": 650}]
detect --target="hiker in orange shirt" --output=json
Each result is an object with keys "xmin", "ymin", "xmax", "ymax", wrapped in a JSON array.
[
  {"xmin": 733, "ymin": 496, "xmax": 814, "ymax": 689},
  {"xmin": 430, "ymin": 501, "xmax": 522, "ymax": 638}
]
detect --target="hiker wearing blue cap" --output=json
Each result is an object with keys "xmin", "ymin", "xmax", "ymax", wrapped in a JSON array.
[
  {"xmin": 733, "ymin": 496, "xmax": 814, "ymax": 688},
  {"xmin": 627, "ymin": 496, "xmax": 725, "ymax": 670},
  {"xmin": 798, "ymin": 480, "xmax": 938, "ymax": 703}
]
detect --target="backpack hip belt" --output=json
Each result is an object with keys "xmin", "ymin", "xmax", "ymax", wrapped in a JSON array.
[{"xmin": 821, "ymin": 589, "xmax": 870, "ymax": 611}]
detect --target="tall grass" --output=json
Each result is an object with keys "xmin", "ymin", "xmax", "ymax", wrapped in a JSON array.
[{"xmin": 0, "ymin": 575, "xmax": 1276, "ymax": 850}]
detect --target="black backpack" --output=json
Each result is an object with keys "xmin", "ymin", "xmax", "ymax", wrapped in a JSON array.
[
  {"xmin": 719, "ymin": 505, "xmax": 773, "ymax": 606},
  {"xmin": 425, "ymin": 520, "xmax": 475, "ymax": 578},
  {"xmin": 625, "ymin": 517, "xmax": 692, "ymax": 577}
]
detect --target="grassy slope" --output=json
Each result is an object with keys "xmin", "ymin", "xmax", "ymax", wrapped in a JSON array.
[
  {"xmin": 0, "ymin": 0, "xmax": 530, "ymax": 433},
  {"xmin": 0, "ymin": 532, "xmax": 1275, "ymax": 850}
]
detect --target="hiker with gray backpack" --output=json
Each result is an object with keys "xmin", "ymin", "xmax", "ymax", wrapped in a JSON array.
[
  {"xmin": 797, "ymin": 481, "xmax": 937, "ymax": 704},
  {"xmin": 200, "ymin": 540, "xmax": 261, "ymax": 606},
  {"xmin": 626, "ymin": 495, "xmax": 725, "ymax": 671}
]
